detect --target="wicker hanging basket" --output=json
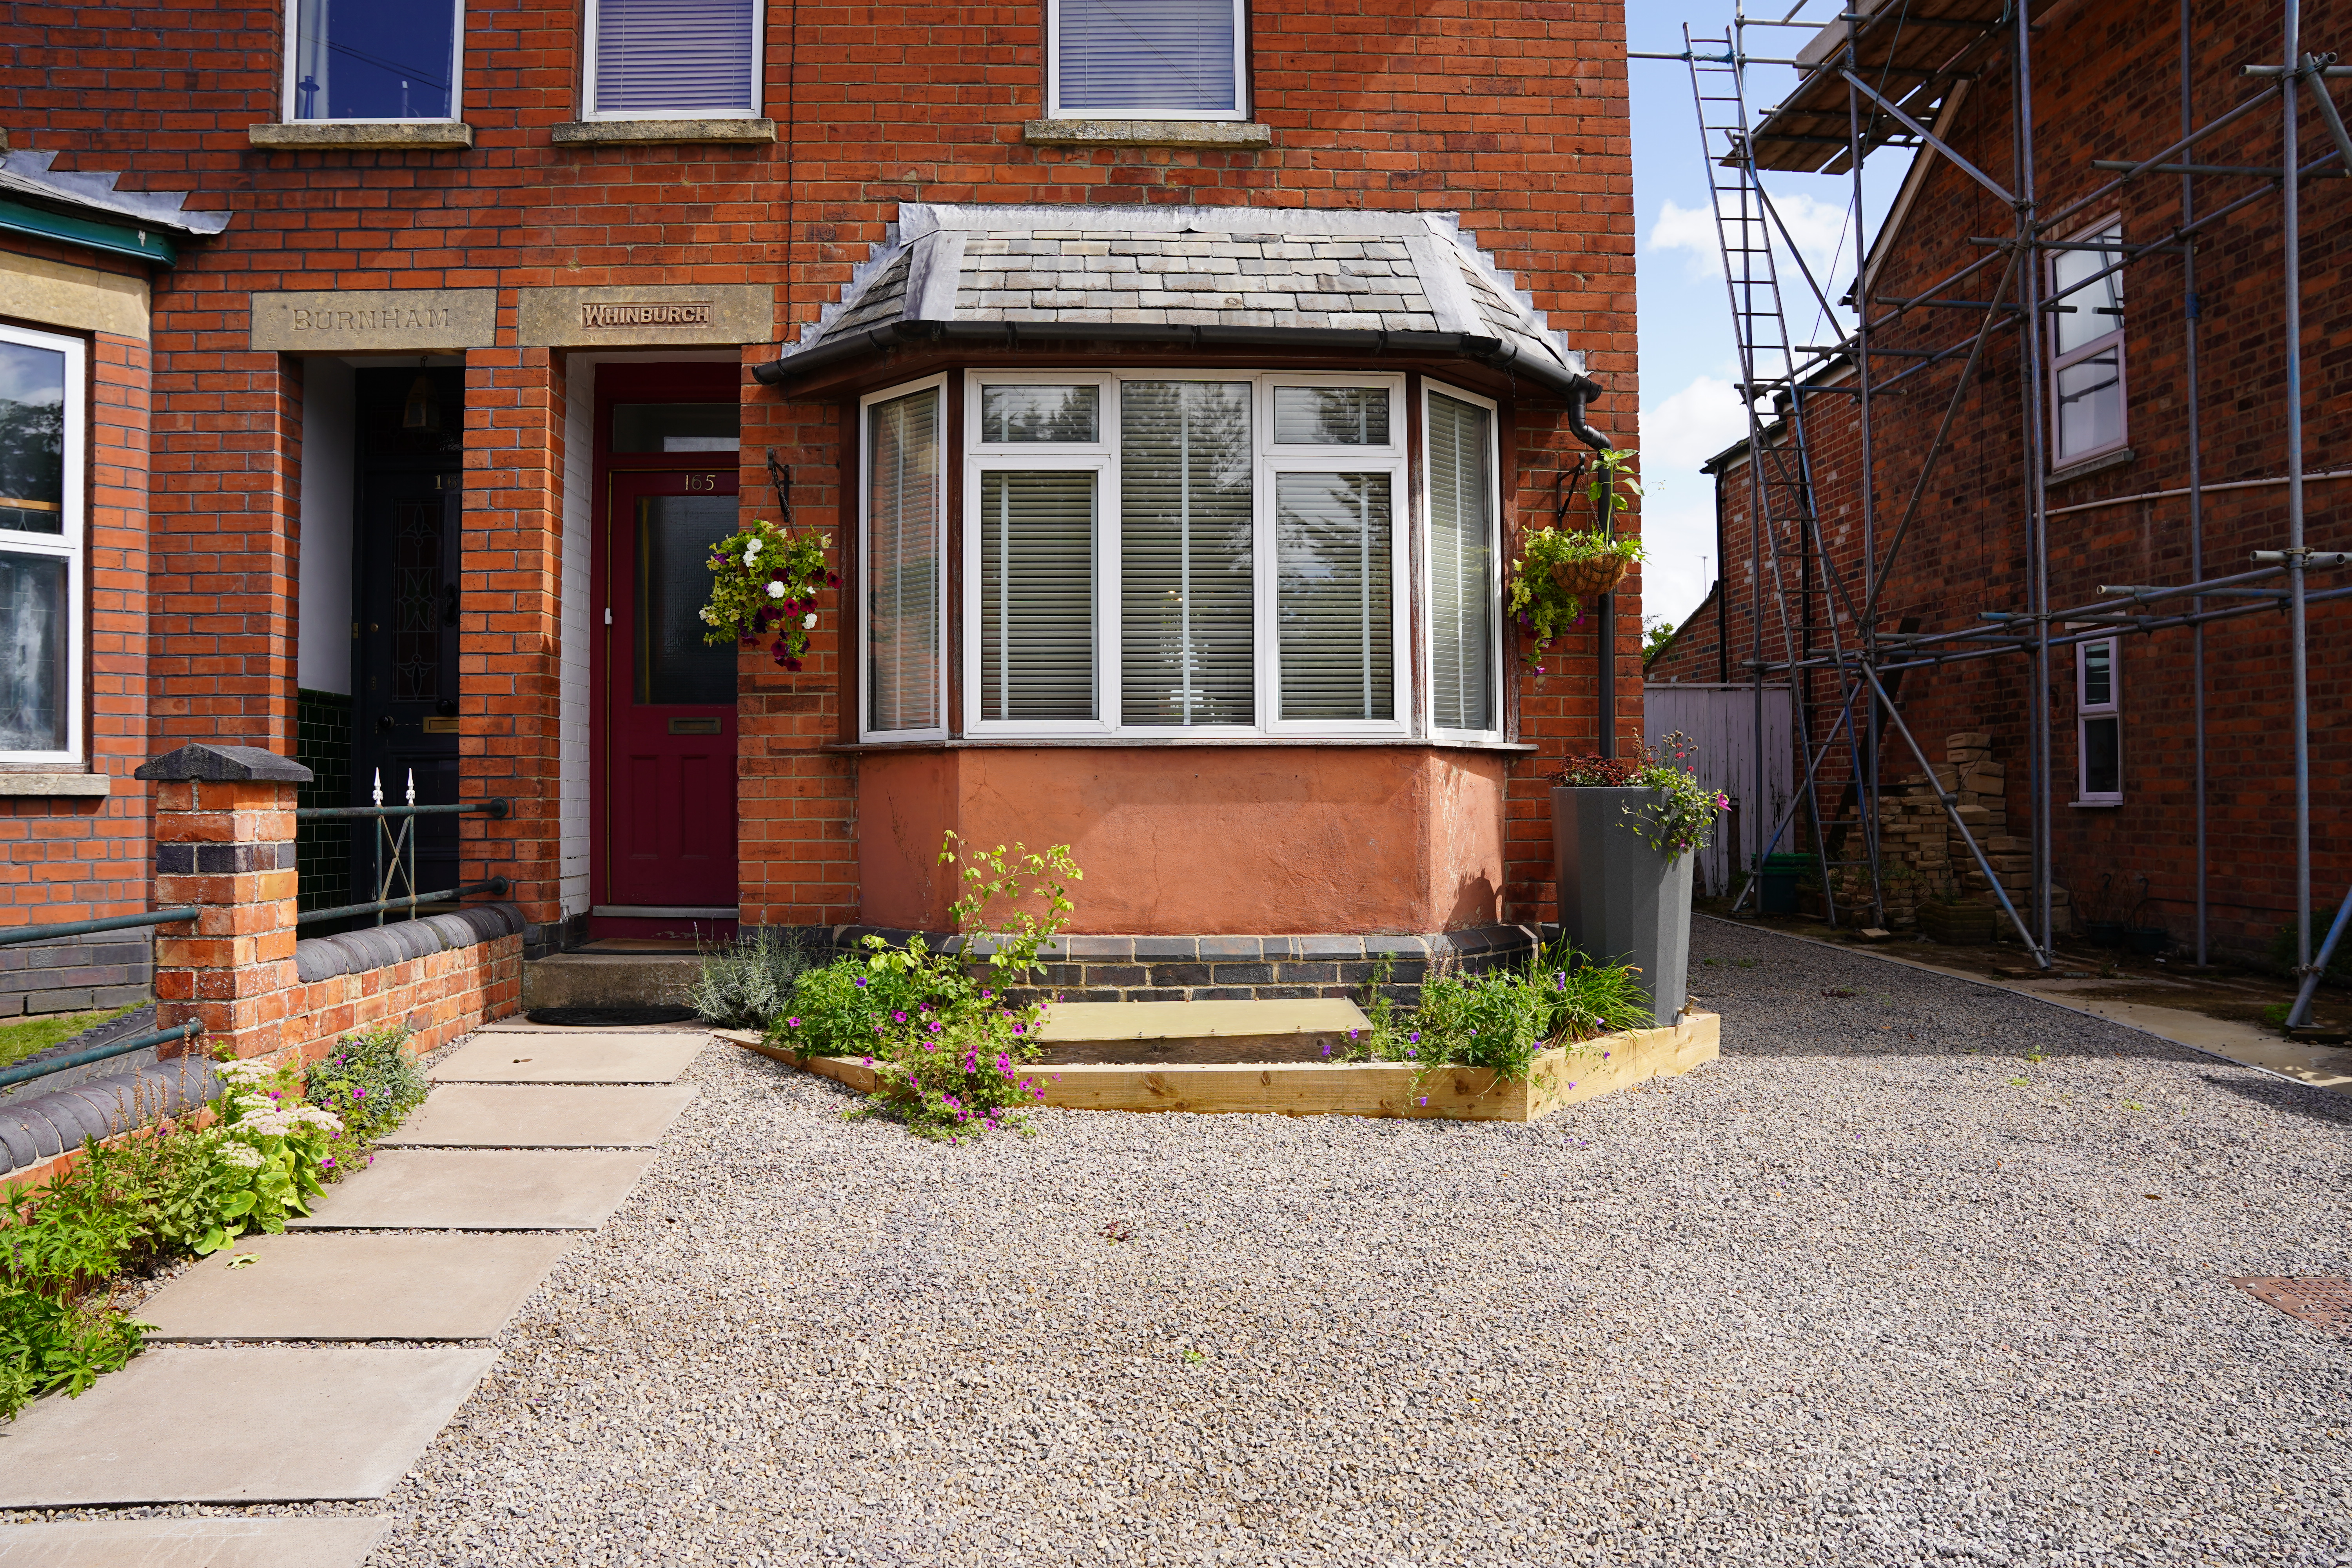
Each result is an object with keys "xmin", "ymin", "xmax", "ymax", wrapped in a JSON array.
[{"xmin": 1549, "ymin": 553, "xmax": 1632, "ymax": 601}]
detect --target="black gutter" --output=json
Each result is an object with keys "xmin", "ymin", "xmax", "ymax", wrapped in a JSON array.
[{"xmin": 751, "ymin": 318, "xmax": 1606, "ymax": 404}]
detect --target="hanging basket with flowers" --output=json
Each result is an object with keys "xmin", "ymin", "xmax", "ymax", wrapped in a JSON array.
[
  {"xmin": 701, "ymin": 518, "xmax": 835, "ymax": 672},
  {"xmin": 1506, "ymin": 447, "xmax": 1646, "ymax": 666}
]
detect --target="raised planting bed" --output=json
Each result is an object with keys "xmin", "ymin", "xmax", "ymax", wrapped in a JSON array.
[{"xmin": 718, "ymin": 1010, "xmax": 1719, "ymax": 1122}]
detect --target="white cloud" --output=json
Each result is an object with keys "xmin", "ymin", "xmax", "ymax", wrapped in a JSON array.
[
  {"xmin": 1639, "ymin": 374, "xmax": 1753, "ymax": 476},
  {"xmin": 1647, "ymin": 191, "xmax": 1856, "ymax": 321}
]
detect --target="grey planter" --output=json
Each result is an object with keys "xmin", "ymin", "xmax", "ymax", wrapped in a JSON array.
[{"xmin": 1550, "ymin": 786, "xmax": 1695, "ymax": 1024}]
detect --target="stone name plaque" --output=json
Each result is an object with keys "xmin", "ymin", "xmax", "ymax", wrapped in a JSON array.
[
  {"xmin": 516, "ymin": 284, "xmax": 773, "ymax": 347},
  {"xmin": 249, "ymin": 289, "xmax": 497, "ymax": 352}
]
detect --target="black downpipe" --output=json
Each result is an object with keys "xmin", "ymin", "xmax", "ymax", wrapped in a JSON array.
[{"xmin": 1564, "ymin": 379, "xmax": 1619, "ymax": 756}]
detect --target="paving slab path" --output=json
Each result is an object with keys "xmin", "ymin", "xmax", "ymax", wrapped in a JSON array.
[
  {"xmin": 137, "ymin": 1233, "xmax": 577, "ymax": 1341},
  {"xmin": 0, "ymin": 1025, "xmax": 693, "ymax": 1526},
  {"xmin": 0, "ymin": 1514, "xmax": 392, "ymax": 1566},
  {"xmin": 379, "ymin": 1083, "xmax": 697, "ymax": 1147}
]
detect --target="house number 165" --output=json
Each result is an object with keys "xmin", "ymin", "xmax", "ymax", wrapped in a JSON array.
[{"xmin": 684, "ymin": 473, "xmax": 720, "ymax": 492}]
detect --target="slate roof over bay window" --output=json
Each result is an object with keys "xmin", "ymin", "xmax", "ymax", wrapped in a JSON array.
[{"xmin": 755, "ymin": 204, "xmax": 1592, "ymax": 397}]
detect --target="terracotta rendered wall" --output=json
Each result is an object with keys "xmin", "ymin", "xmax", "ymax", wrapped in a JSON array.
[
  {"xmin": 856, "ymin": 746, "xmax": 1510, "ymax": 936},
  {"xmin": 1677, "ymin": 0, "xmax": 2350, "ymax": 959}
]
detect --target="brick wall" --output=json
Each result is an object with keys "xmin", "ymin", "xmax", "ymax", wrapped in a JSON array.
[
  {"xmin": 4, "ymin": 0, "xmax": 1639, "ymax": 938},
  {"xmin": 1690, "ymin": 0, "xmax": 2350, "ymax": 960},
  {"xmin": 282, "ymin": 931, "xmax": 522, "ymax": 1061}
]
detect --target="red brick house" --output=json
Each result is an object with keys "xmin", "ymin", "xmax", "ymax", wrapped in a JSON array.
[
  {"xmin": 1646, "ymin": 0, "xmax": 2349, "ymax": 966},
  {"xmin": 0, "ymin": 0, "xmax": 1640, "ymax": 1016}
]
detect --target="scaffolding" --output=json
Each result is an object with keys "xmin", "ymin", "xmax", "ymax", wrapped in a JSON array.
[{"xmin": 1633, "ymin": 0, "xmax": 2352, "ymax": 1023}]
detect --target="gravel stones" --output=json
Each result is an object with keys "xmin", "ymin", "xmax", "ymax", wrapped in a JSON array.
[{"xmin": 9, "ymin": 920, "xmax": 2350, "ymax": 1564}]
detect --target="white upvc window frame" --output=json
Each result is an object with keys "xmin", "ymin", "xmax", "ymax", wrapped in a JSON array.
[
  {"xmin": 2074, "ymin": 635, "xmax": 2122, "ymax": 805},
  {"xmin": 1256, "ymin": 372, "xmax": 1410, "ymax": 737},
  {"xmin": 962, "ymin": 372, "xmax": 1119, "ymax": 736},
  {"xmin": 858, "ymin": 374, "xmax": 949, "ymax": 743},
  {"xmin": 1044, "ymin": 0, "xmax": 1249, "ymax": 122},
  {"xmin": 954, "ymin": 368, "xmax": 1417, "ymax": 743},
  {"xmin": 581, "ymin": 0, "xmax": 766, "ymax": 121},
  {"xmin": 0, "ymin": 323, "xmax": 85, "ymax": 767},
  {"xmin": 2047, "ymin": 216, "xmax": 2128, "ymax": 467},
  {"xmin": 1419, "ymin": 378, "xmax": 1504, "ymax": 742},
  {"xmin": 281, "ymin": 0, "xmax": 467, "ymax": 123}
]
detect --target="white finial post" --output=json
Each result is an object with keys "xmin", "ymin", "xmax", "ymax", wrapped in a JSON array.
[
  {"xmin": 371, "ymin": 768, "xmax": 383, "ymax": 806},
  {"xmin": 405, "ymin": 768, "xmax": 417, "ymax": 806}
]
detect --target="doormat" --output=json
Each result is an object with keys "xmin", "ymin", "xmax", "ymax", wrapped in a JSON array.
[
  {"xmin": 524, "ymin": 1006, "xmax": 699, "ymax": 1028},
  {"xmin": 2230, "ymin": 1276, "xmax": 2352, "ymax": 1335}
]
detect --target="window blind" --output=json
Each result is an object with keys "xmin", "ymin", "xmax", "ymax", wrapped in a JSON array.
[
  {"xmin": 1276, "ymin": 472, "xmax": 1392, "ymax": 723},
  {"xmin": 867, "ymin": 389, "xmax": 940, "ymax": 733},
  {"xmin": 1120, "ymin": 382, "xmax": 1254, "ymax": 726},
  {"xmin": 593, "ymin": 0, "xmax": 757, "ymax": 115},
  {"xmin": 1272, "ymin": 387, "xmax": 1389, "ymax": 446},
  {"xmin": 1056, "ymin": 0, "xmax": 1238, "ymax": 114},
  {"xmin": 1426, "ymin": 393, "xmax": 1494, "ymax": 731},
  {"xmin": 978, "ymin": 471, "xmax": 1098, "ymax": 722}
]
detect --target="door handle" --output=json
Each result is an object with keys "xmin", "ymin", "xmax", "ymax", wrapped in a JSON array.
[{"xmin": 443, "ymin": 584, "xmax": 460, "ymax": 626}]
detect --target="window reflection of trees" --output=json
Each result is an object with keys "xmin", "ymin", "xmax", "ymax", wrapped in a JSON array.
[
  {"xmin": 1121, "ymin": 382, "xmax": 1253, "ymax": 726},
  {"xmin": 1276, "ymin": 472, "xmax": 1391, "ymax": 722}
]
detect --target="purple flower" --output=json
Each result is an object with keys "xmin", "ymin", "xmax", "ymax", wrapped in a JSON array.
[
  {"xmin": 1347, "ymin": 1029, "xmax": 1358, "ymax": 1039},
  {"xmin": 996, "ymin": 1053, "xmax": 1011, "ymax": 1073},
  {"xmin": 352, "ymin": 1087, "xmax": 365, "ymax": 1100},
  {"xmin": 786, "ymin": 1017, "xmax": 802, "ymax": 1029},
  {"xmin": 927, "ymin": 1020, "xmax": 944, "ymax": 1034},
  {"xmin": 862, "ymin": 1055, "xmax": 874, "ymax": 1067},
  {"xmin": 1012, "ymin": 1022, "xmax": 1025, "ymax": 1034},
  {"xmin": 1408, "ymin": 1031, "xmax": 1420, "ymax": 1043},
  {"xmin": 1568, "ymin": 1082, "xmax": 1577, "ymax": 1089},
  {"xmin": 1417, "ymin": 1096, "xmax": 1428, "ymax": 1106},
  {"xmin": 854, "ymin": 976, "xmax": 868, "ymax": 988},
  {"xmin": 892, "ymin": 1010, "xmax": 908, "ymax": 1023}
]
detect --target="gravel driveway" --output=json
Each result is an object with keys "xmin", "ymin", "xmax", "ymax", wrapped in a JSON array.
[{"xmin": 38, "ymin": 919, "xmax": 2352, "ymax": 1565}]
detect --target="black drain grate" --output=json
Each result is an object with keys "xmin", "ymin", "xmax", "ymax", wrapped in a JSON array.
[
  {"xmin": 524, "ymin": 1005, "xmax": 699, "ymax": 1027},
  {"xmin": 2231, "ymin": 1276, "xmax": 2352, "ymax": 1335}
]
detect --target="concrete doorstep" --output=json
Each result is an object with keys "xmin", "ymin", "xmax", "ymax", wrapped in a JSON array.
[{"xmin": 0, "ymin": 1515, "xmax": 393, "ymax": 1567}]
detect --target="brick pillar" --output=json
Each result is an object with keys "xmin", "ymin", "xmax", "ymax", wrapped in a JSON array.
[
  {"xmin": 460, "ymin": 346, "xmax": 565, "ymax": 948},
  {"xmin": 133, "ymin": 744, "xmax": 311, "ymax": 1062}
]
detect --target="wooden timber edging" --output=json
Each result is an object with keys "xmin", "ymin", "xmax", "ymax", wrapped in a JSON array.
[{"xmin": 713, "ymin": 1011, "xmax": 1720, "ymax": 1121}]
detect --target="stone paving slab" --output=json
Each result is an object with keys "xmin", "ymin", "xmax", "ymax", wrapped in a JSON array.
[
  {"xmin": 0, "ymin": 1348, "xmax": 497, "ymax": 1504},
  {"xmin": 379, "ymin": 1083, "xmax": 698, "ymax": 1147},
  {"xmin": 430, "ymin": 1032, "xmax": 705, "ymax": 1083},
  {"xmin": 137, "ymin": 1231, "xmax": 576, "ymax": 1341},
  {"xmin": 0, "ymin": 1515, "xmax": 392, "ymax": 1566},
  {"xmin": 285, "ymin": 1149, "xmax": 657, "ymax": 1230}
]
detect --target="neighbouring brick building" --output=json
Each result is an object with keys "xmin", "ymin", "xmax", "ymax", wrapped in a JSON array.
[
  {"xmin": 0, "ymin": 0, "xmax": 1641, "ymax": 1014},
  {"xmin": 1647, "ymin": 0, "xmax": 2349, "ymax": 963}
]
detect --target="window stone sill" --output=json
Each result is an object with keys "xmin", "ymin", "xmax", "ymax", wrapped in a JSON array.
[
  {"xmin": 2048, "ymin": 447, "xmax": 2134, "ymax": 487},
  {"xmin": 1022, "ymin": 119, "xmax": 1272, "ymax": 149},
  {"xmin": 249, "ymin": 122, "xmax": 474, "ymax": 150},
  {"xmin": 2067, "ymin": 799, "xmax": 2123, "ymax": 809},
  {"xmin": 552, "ymin": 118, "xmax": 777, "ymax": 146},
  {"xmin": 830, "ymin": 736, "xmax": 1537, "ymax": 755},
  {"xmin": 0, "ymin": 772, "xmax": 111, "ymax": 798}
]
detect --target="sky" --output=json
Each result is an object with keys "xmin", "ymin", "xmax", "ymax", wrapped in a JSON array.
[{"xmin": 1624, "ymin": 2, "xmax": 1913, "ymax": 636}]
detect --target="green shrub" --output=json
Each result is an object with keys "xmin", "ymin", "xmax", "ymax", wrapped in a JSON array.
[
  {"xmin": 690, "ymin": 928, "xmax": 811, "ymax": 1029},
  {"xmin": 773, "ymin": 832, "xmax": 1081, "ymax": 1141},
  {"xmin": 1358, "ymin": 941, "xmax": 1653, "ymax": 1082},
  {"xmin": 305, "ymin": 1023, "xmax": 428, "ymax": 1143}
]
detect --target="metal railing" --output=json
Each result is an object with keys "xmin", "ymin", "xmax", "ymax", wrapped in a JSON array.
[
  {"xmin": 294, "ymin": 768, "xmax": 510, "ymax": 927},
  {"xmin": 0, "ymin": 909, "xmax": 208, "ymax": 1093}
]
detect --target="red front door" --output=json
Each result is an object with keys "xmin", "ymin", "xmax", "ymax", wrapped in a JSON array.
[{"xmin": 593, "ymin": 467, "xmax": 740, "ymax": 931}]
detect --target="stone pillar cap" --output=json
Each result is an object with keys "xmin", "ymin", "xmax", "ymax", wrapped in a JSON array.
[{"xmin": 135, "ymin": 743, "xmax": 314, "ymax": 783}]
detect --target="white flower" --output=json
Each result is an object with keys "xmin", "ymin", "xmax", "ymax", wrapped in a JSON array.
[
  {"xmin": 744, "ymin": 538, "xmax": 764, "ymax": 563},
  {"xmin": 803, "ymin": 612, "xmax": 818, "ymax": 630},
  {"xmin": 216, "ymin": 1142, "xmax": 264, "ymax": 1170},
  {"xmin": 216, "ymin": 1059, "xmax": 274, "ymax": 1084},
  {"xmin": 233, "ymin": 1093, "xmax": 275, "ymax": 1112},
  {"xmin": 765, "ymin": 581, "xmax": 786, "ymax": 599}
]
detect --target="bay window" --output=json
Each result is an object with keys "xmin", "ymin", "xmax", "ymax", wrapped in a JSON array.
[
  {"xmin": 0, "ymin": 325, "xmax": 83, "ymax": 764},
  {"xmin": 861, "ymin": 380, "xmax": 945, "ymax": 739},
  {"xmin": 858, "ymin": 370, "xmax": 1505, "ymax": 744}
]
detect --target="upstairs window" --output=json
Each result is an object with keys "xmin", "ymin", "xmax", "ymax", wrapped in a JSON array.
[
  {"xmin": 0, "ymin": 325, "xmax": 84, "ymax": 764},
  {"xmin": 2075, "ymin": 637, "xmax": 2122, "ymax": 804},
  {"xmin": 1048, "ymin": 0, "xmax": 1247, "ymax": 121},
  {"xmin": 586, "ymin": 0, "xmax": 761, "ymax": 118},
  {"xmin": 287, "ymin": 0, "xmax": 461, "ymax": 121},
  {"xmin": 2049, "ymin": 221, "xmax": 2126, "ymax": 465}
]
